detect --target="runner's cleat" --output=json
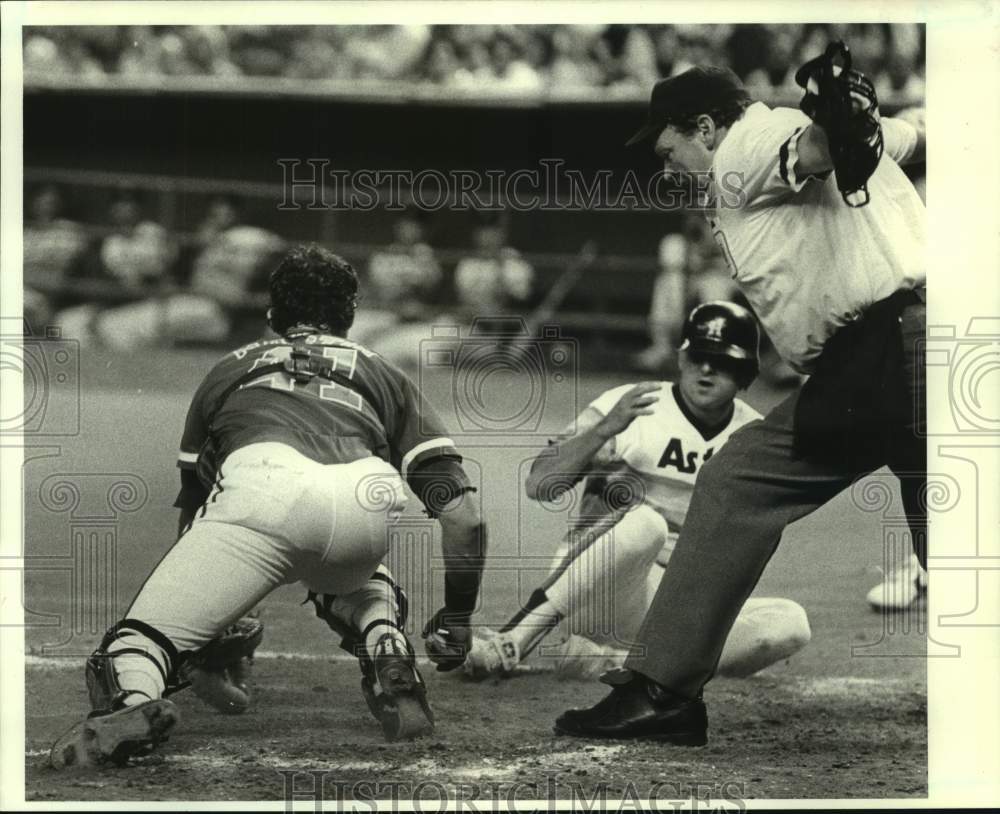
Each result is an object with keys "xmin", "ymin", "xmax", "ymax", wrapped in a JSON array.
[{"xmin": 463, "ymin": 628, "xmax": 521, "ymax": 680}]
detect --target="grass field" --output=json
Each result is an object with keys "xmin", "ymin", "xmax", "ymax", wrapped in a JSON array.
[{"xmin": 20, "ymin": 347, "xmax": 927, "ymax": 803}]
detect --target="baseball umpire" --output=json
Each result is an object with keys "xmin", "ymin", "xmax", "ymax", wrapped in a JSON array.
[
  {"xmin": 51, "ymin": 244, "xmax": 486, "ymax": 768},
  {"xmin": 556, "ymin": 45, "xmax": 927, "ymax": 742}
]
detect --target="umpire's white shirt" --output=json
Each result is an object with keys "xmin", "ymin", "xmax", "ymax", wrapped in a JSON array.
[{"xmin": 708, "ymin": 102, "xmax": 925, "ymax": 372}]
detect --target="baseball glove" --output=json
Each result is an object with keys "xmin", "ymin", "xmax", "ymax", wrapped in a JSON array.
[
  {"xmin": 177, "ymin": 616, "xmax": 264, "ymax": 714},
  {"xmin": 422, "ymin": 608, "xmax": 472, "ymax": 672},
  {"xmin": 794, "ymin": 40, "xmax": 884, "ymax": 207}
]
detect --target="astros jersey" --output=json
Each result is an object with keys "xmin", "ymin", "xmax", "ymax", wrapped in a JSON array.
[
  {"xmin": 709, "ymin": 102, "xmax": 925, "ymax": 372},
  {"xmin": 586, "ymin": 383, "xmax": 761, "ymax": 531},
  {"xmin": 178, "ymin": 329, "xmax": 456, "ymax": 489}
]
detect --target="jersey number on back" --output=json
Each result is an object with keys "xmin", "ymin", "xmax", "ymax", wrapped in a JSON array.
[{"xmin": 244, "ymin": 346, "xmax": 364, "ymax": 412}]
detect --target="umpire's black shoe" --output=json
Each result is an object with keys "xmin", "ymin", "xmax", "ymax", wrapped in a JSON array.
[{"xmin": 554, "ymin": 668, "xmax": 707, "ymax": 745}]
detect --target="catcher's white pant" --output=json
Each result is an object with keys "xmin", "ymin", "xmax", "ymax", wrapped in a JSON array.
[
  {"xmin": 127, "ymin": 442, "xmax": 408, "ymax": 653},
  {"xmin": 540, "ymin": 503, "xmax": 811, "ymax": 676}
]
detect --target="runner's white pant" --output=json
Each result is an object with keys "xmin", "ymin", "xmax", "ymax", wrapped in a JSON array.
[
  {"xmin": 127, "ymin": 442, "xmax": 408, "ymax": 652},
  {"xmin": 542, "ymin": 504, "xmax": 811, "ymax": 676}
]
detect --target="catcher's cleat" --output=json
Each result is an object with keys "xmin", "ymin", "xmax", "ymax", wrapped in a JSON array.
[
  {"xmin": 462, "ymin": 628, "xmax": 521, "ymax": 680},
  {"xmin": 553, "ymin": 635, "xmax": 628, "ymax": 681},
  {"xmin": 49, "ymin": 698, "xmax": 179, "ymax": 770},
  {"xmin": 359, "ymin": 633, "xmax": 434, "ymax": 742},
  {"xmin": 867, "ymin": 553, "xmax": 928, "ymax": 612}
]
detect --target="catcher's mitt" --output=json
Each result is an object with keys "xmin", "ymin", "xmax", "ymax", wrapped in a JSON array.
[
  {"xmin": 422, "ymin": 608, "xmax": 472, "ymax": 672},
  {"xmin": 794, "ymin": 40, "xmax": 884, "ymax": 207},
  {"xmin": 176, "ymin": 616, "xmax": 264, "ymax": 714}
]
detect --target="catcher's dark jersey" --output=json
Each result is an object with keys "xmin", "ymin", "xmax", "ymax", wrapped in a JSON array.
[{"xmin": 178, "ymin": 330, "xmax": 456, "ymax": 490}]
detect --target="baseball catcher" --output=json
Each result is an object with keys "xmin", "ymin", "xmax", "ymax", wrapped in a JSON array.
[
  {"xmin": 794, "ymin": 40, "xmax": 884, "ymax": 207},
  {"xmin": 50, "ymin": 245, "xmax": 485, "ymax": 769}
]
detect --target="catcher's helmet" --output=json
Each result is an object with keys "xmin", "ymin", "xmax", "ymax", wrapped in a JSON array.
[{"xmin": 680, "ymin": 301, "xmax": 760, "ymax": 386}]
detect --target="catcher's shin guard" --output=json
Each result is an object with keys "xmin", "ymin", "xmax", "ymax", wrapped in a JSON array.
[
  {"xmin": 86, "ymin": 619, "xmax": 178, "ymax": 714},
  {"xmin": 306, "ymin": 574, "xmax": 432, "ymax": 741},
  {"xmin": 51, "ymin": 619, "xmax": 181, "ymax": 770},
  {"xmin": 306, "ymin": 570, "xmax": 410, "ymax": 659}
]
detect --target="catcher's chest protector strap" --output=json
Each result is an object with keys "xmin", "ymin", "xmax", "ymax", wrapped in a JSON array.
[
  {"xmin": 195, "ymin": 339, "xmax": 388, "ymax": 486},
  {"xmin": 281, "ymin": 343, "xmax": 386, "ymax": 425},
  {"xmin": 212, "ymin": 337, "xmax": 384, "ymax": 421}
]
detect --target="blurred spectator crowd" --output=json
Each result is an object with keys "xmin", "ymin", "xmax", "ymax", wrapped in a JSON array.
[
  {"xmin": 24, "ymin": 23, "xmax": 925, "ymax": 98},
  {"xmin": 24, "ymin": 186, "xmax": 286, "ymax": 349},
  {"xmin": 19, "ymin": 180, "xmax": 813, "ymax": 383},
  {"xmin": 22, "ymin": 169, "xmax": 925, "ymax": 380},
  {"xmin": 23, "ymin": 185, "xmax": 537, "ymax": 363}
]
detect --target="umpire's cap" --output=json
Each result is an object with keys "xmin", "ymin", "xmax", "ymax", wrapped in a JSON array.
[
  {"xmin": 680, "ymin": 301, "xmax": 760, "ymax": 382},
  {"xmin": 626, "ymin": 67, "xmax": 751, "ymax": 146}
]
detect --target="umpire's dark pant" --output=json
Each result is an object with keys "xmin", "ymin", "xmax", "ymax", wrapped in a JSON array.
[{"xmin": 625, "ymin": 288, "xmax": 926, "ymax": 698}]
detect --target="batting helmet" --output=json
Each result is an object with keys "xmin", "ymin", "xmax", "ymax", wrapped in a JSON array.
[{"xmin": 680, "ymin": 301, "xmax": 760, "ymax": 387}]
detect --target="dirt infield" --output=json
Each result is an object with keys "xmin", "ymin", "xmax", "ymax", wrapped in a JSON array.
[
  {"xmin": 19, "ymin": 352, "xmax": 928, "ymax": 803},
  {"xmin": 26, "ymin": 651, "xmax": 926, "ymax": 802}
]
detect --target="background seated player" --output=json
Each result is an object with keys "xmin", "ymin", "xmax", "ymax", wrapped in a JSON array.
[
  {"xmin": 452, "ymin": 214, "xmax": 535, "ymax": 318},
  {"xmin": 348, "ymin": 209, "xmax": 445, "ymax": 367},
  {"xmin": 464, "ymin": 302, "xmax": 811, "ymax": 680},
  {"xmin": 866, "ymin": 552, "xmax": 927, "ymax": 612},
  {"xmin": 49, "ymin": 245, "xmax": 485, "ymax": 769}
]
